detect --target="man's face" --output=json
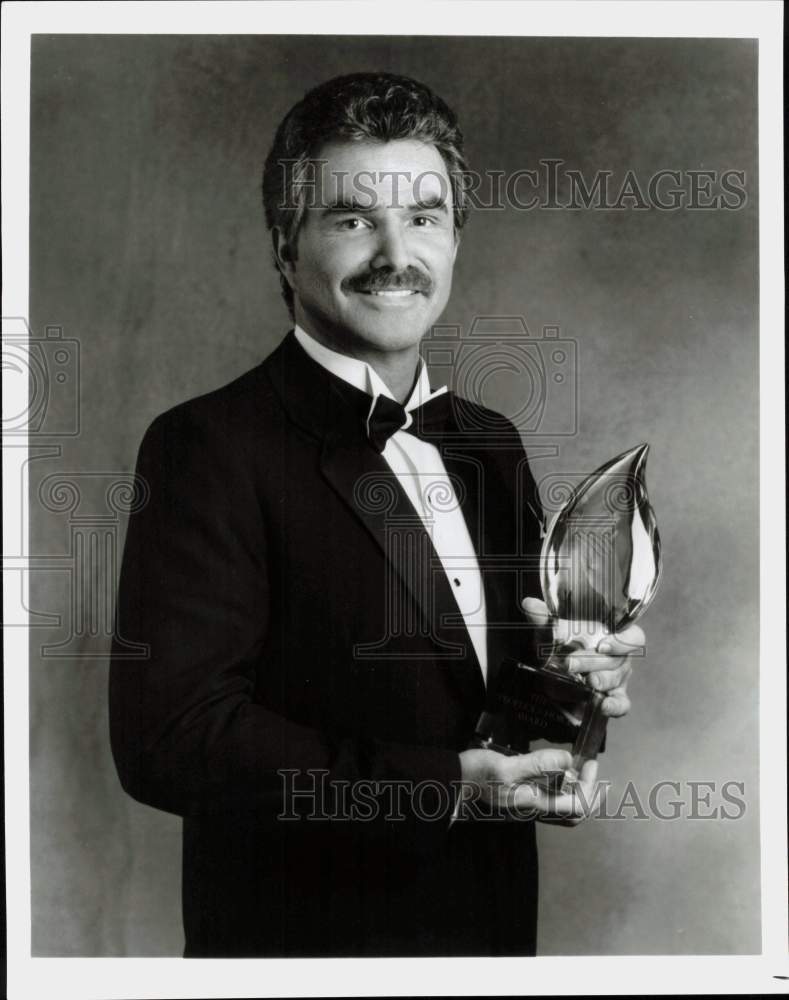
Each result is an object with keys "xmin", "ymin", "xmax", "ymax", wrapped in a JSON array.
[{"xmin": 277, "ymin": 139, "xmax": 459, "ymax": 356}]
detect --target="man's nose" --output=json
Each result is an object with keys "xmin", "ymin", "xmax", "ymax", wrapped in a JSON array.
[{"xmin": 369, "ymin": 221, "xmax": 410, "ymax": 273}]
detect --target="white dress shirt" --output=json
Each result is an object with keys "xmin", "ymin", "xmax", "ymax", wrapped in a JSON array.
[{"xmin": 294, "ymin": 325, "xmax": 488, "ymax": 683}]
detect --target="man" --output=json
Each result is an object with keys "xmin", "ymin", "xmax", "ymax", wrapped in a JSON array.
[{"xmin": 109, "ymin": 72, "xmax": 643, "ymax": 957}]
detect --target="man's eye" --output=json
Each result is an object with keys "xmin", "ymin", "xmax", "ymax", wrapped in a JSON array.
[
  {"xmin": 412, "ymin": 215, "xmax": 438, "ymax": 227},
  {"xmin": 337, "ymin": 217, "xmax": 368, "ymax": 230}
]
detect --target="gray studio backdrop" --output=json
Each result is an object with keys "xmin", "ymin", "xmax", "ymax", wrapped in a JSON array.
[{"xmin": 28, "ymin": 35, "xmax": 759, "ymax": 956}]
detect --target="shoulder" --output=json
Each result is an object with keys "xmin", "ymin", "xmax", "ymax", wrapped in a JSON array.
[
  {"xmin": 152, "ymin": 361, "xmax": 271, "ymax": 431},
  {"xmin": 128, "ymin": 364, "xmax": 280, "ymax": 523},
  {"xmin": 449, "ymin": 393, "xmax": 526, "ymax": 448},
  {"xmin": 140, "ymin": 350, "xmax": 287, "ymax": 460},
  {"xmin": 449, "ymin": 392, "xmax": 541, "ymax": 499}
]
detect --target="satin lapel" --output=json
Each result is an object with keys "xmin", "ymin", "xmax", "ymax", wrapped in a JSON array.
[
  {"xmin": 439, "ymin": 419, "xmax": 522, "ymax": 697},
  {"xmin": 320, "ymin": 422, "xmax": 487, "ymax": 693},
  {"xmin": 268, "ymin": 334, "xmax": 486, "ymax": 709}
]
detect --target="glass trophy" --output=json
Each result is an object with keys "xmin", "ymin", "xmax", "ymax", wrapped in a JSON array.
[{"xmin": 471, "ymin": 444, "xmax": 662, "ymax": 793}]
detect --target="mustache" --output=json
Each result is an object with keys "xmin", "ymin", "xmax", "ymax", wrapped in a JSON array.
[{"xmin": 343, "ymin": 267, "xmax": 432, "ymax": 294}]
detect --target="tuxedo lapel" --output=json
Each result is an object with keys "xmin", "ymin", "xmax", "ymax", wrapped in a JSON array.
[
  {"xmin": 266, "ymin": 332, "xmax": 486, "ymax": 709},
  {"xmin": 439, "ymin": 425, "xmax": 506, "ymax": 694},
  {"xmin": 437, "ymin": 402, "xmax": 533, "ymax": 695}
]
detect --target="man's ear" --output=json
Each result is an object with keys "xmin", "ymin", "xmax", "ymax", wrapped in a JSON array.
[{"xmin": 272, "ymin": 226, "xmax": 297, "ymax": 286}]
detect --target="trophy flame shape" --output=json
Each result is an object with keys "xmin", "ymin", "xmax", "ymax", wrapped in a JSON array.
[
  {"xmin": 538, "ymin": 443, "xmax": 662, "ymax": 787},
  {"xmin": 542, "ymin": 443, "xmax": 662, "ymax": 635},
  {"xmin": 471, "ymin": 444, "xmax": 662, "ymax": 794}
]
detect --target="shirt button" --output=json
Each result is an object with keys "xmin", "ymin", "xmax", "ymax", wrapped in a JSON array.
[{"xmin": 453, "ymin": 578, "xmax": 461, "ymax": 587}]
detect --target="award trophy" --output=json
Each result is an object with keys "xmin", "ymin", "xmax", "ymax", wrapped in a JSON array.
[{"xmin": 471, "ymin": 444, "xmax": 662, "ymax": 792}]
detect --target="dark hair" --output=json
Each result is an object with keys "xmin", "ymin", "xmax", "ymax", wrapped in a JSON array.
[{"xmin": 262, "ymin": 72, "xmax": 470, "ymax": 316}]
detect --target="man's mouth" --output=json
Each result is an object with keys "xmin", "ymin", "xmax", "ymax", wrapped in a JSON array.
[{"xmin": 345, "ymin": 268, "xmax": 431, "ymax": 297}]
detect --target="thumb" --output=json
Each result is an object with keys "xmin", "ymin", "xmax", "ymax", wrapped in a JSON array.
[
  {"xmin": 521, "ymin": 596, "xmax": 553, "ymax": 624},
  {"xmin": 508, "ymin": 748, "xmax": 573, "ymax": 782}
]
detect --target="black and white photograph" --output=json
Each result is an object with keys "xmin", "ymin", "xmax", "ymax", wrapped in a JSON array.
[{"xmin": 2, "ymin": 1, "xmax": 785, "ymax": 997}]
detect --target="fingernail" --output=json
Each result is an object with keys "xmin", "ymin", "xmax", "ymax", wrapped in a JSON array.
[{"xmin": 597, "ymin": 641, "xmax": 613, "ymax": 654}]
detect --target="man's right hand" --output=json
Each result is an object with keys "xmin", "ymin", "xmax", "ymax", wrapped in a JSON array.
[{"xmin": 457, "ymin": 747, "xmax": 598, "ymax": 826}]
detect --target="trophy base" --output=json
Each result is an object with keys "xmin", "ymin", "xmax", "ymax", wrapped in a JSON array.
[{"xmin": 472, "ymin": 658, "xmax": 608, "ymax": 795}]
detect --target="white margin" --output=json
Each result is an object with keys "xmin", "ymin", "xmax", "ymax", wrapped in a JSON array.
[{"xmin": 2, "ymin": 2, "xmax": 786, "ymax": 998}]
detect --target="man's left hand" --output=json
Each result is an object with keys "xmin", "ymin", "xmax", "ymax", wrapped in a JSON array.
[{"xmin": 521, "ymin": 597, "xmax": 646, "ymax": 718}]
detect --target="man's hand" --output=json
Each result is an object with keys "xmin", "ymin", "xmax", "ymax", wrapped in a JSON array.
[
  {"xmin": 458, "ymin": 747, "xmax": 598, "ymax": 826},
  {"xmin": 521, "ymin": 596, "xmax": 645, "ymax": 719}
]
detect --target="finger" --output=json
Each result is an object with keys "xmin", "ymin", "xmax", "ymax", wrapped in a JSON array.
[
  {"xmin": 505, "ymin": 747, "xmax": 573, "ymax": 783},
  {"xmin": 567, "ymin": 651, "xmax": 627, "ymax": 676},
  {"xmin": 538, "ymin": 797, "xmax": 602, "ymax": 824},
  {"xmin": 534, "ymin": 766, "xmax": 598, "ymax": 820},
  {"xmin": 602, "ymin": 687, "xmax": 632, "ymax": 718},
  {"xmin": 565, "ymin": 760, "xmax": 599, "ymax": 816},
  {"xmin": 554, "ymin": 621, "xmax": 647, "ymax": 656},
  {"xmin": 574, "ymin": 661, "xmax": 632, "ymax": 694},
  {"xmin": 552, "ymin": 617, "xmax": 607, "ymax": 651},
  {"xmin": 509, "ymin": 781, "xmax": 546, "ymax": 817},
  {"xmin": 578, "ymin": 757, "xmax": 599, "ymax": 788},
  {"xmin": 538, "ymin": 765, "xmax": 606, "ymax": 825},
  {"xmin": 510, "ymin": 778, "xmax": 586, "ymax": 819},
  {"xmin": 596, "ymin": 624, "xmax": 645, "ymax": 657},
  {"xmin": 521, "ymin": 597, "xmax": 552, "ymax": 624}
]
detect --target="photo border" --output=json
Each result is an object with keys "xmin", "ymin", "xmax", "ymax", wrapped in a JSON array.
[{"xmin": 2, "ymin": 2, "xmax": 785, "ymax": 997}]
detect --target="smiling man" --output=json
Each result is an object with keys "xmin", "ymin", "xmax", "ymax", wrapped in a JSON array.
[
  {"xmin": 110, "ymin": 73, "xmax": 642, "ymax": 958},
  {"xmin": 277, "ymin": 139, "xmax": 456, "ymax": 377}
]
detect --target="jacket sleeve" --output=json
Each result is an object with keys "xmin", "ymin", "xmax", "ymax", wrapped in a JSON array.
[{"xmin": 109, "ymin": 407, "xmax": 462, "ymax": 839}]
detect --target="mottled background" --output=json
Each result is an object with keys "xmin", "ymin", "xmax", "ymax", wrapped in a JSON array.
[{"xmin": 28, "ymin": 35, "xmax": 759, "ymax": 956}]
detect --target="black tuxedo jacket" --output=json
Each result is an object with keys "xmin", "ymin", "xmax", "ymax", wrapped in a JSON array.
[{"xmin": 109, "ymin": 331, "xmax": 546, "ymax": 957}]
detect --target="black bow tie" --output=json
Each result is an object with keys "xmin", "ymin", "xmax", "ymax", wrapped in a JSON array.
[{"xmin": 367, "ymin": 392, "xmax": 452, "ymax": 453}]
